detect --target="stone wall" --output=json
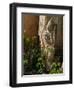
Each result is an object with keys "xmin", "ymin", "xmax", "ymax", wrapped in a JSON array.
[{"xmin": 23, "ymin": 15, "xmax": 39, "ymax": 38}]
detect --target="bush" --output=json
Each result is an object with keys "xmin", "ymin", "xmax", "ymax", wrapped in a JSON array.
[
  {"xmin": 23, "ymin": 35, "xmax": 63, "ymax": 74},
  {"xmin": 49, "ymin": 62, "xmax": 63, "ymax": 74}
]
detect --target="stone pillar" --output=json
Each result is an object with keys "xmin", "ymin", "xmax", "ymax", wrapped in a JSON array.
[
  {"xmin": 38, "ymin": 15, "xmax": 63, "ymax": 72},
  {"xmin": 38, "ymin": 16, "xmax": 56, "ymax": 72}
]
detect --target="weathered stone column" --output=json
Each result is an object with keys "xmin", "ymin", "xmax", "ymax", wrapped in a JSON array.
[
  {"xmin": 38, "ymin": 15, "xmax": 63, "ymax": 72},
  {"xmin": 38, "ymin": 16, "xmax": 55, "ymax": 72}
]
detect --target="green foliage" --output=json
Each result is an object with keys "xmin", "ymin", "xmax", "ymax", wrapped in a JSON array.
[
  {"xmin": 36, "ymin": 56, "xmax": 45, "ymax": 74},
  {"xmin": 48, "ymin": 47, "xmax": 55, "ymax": 53},
  {"xmin": 23, "ymin": 35, "xmax": 63, "ymax": 74},
  {"xmin": 49, "ymin": 62, "xmax": 63, "ymax": 74},
  {"xmin": 23, "ymin": 35, "xmax": 45, "ymax": 74},
  {"xmin": 23, "ymin": 59, "xmax": 28, "ymax": 65}
]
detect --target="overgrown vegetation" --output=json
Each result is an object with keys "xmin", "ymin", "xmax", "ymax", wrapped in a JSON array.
[{"xmin": 23, "ymin": 35, "xmax": 63, "ymax": 75}]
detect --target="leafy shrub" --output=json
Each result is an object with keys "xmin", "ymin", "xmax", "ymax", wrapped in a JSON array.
[
  {"xmin": 23, "ymin": 35, "xmax": 63, "ymax": 74},
  {"xmin": 49, "ymin": 62, "xmax": 63, "ymax": 74}
]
